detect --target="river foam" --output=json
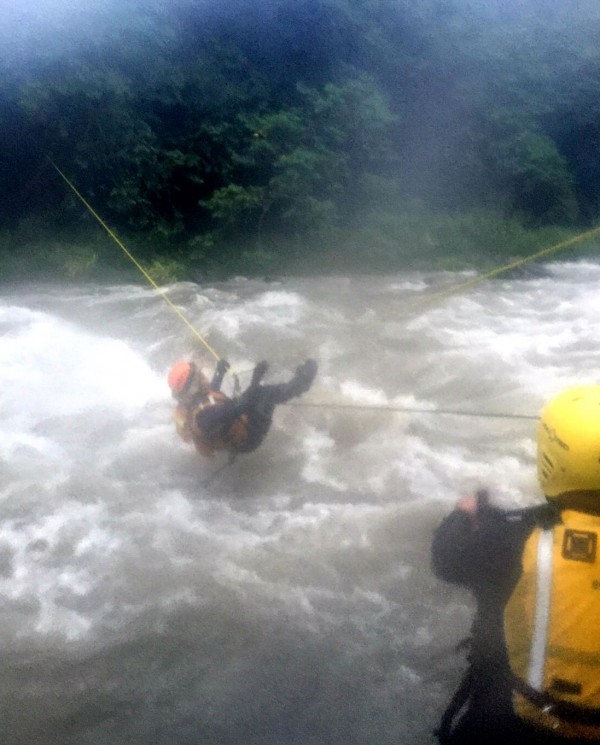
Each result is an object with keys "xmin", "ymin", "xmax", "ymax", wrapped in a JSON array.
[{"xmin": 0, "ymin": 264, "xmax": 598, "ymax": 744}]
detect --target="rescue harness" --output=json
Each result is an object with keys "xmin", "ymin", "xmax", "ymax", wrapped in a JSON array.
[{"xmin": 188, "ymin": 391, "xmax": 249, "ymax": 457}]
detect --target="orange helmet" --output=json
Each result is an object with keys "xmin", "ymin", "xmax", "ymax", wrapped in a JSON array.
[{"xmin": 168, "ymin": 361, "xmax": 194, "ymax": 394}]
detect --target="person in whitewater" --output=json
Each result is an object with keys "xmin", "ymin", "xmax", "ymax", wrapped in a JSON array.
[
  {"xmin": 167, "ymin": 357, "xmax": 317, "ymax": 458},
  {"xmin": 432, "ymin": 385, "xmax": 600, "ymax": 745}
]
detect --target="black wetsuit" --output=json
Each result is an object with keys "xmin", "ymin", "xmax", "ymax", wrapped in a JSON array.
[
  {"xmin": 432, "ymin": 494, "xmax": 595, "ymax": 745},
  {"xmin": 195, "ymin": 359, "xmax": 317, "ymax": 455}
]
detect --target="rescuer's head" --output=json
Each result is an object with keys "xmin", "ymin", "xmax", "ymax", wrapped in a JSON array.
[
  {"xmin": 537, "ymin": 385, "xmax": 600, "ymax": 499},
  {"xmin": 167, "ymin": 360, "xmax": 210, "ymax": 399}
]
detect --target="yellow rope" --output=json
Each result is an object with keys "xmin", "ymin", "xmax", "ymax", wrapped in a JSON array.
[
  {"xmin": 49, "ymin": 158, "xmax": 600, "ymax": 420},
  {"xmin": 285, "ymin": 400, "xmax": 538, "ymax": 420},
  {"xmin": 406, "ymin": 223, "xmax": 600, "ymax": 313},
  {"xmin": 48, "ymin": 158, "xmax": 220, "ymax": 361}
]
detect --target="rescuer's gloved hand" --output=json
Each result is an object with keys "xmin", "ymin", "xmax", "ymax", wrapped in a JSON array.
[
  {"xmin": 455, "ymin": 489, "xmax": 489, "ymax": 529},
  {"xmin": 249, "ymin": 360, "xmax": 269, "ymax": 388},
  {"xmin": 216, "ymin": 358, "xmax": 230, "ymax": 374}
]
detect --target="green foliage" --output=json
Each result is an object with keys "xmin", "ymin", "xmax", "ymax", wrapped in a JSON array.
[
  {"xmin": 478, "ymin": 117, "xmax": 579, "ymax": 225},
  {"xmin": 145, "ymin": 256, "xmax": 186, "ymax": 285},
  {"xmin": 312, "ymin": 208, "xmax": 579, "ymax": 273},
  {"xmin": 508, "ymin": 134, "xmax": 579, "ymax": 225},
  {"xmin": 2, "ymin": 0, "xmax": 600, "ymax": 281},
  {"xmin": 237, "ymin": 248, "xmax": 277, "ymax": 276},
  {"xmin": 204, "ymin": 184, "xmax": 266, "ymax": 229},
  {"xmin": 204, "ymin": 75, "xmax": 398, "ymax": 245},
  {"xmin": 0, "ymin": 237, "xmax": 98, "ymax": 281}
]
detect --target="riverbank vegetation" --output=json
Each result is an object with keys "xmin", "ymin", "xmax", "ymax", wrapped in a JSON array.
[{"xmin": 1, "ymin": 0, "xmax": 599, "ymax": 282}]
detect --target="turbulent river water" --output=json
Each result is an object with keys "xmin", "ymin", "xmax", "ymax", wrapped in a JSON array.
[{"xmin": 1, "ymin": 263, "xmax": 599, "ymax": 745}]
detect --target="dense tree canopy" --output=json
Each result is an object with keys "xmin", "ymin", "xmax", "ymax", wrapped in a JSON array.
[{"xmin": 1, "ymin": 0, "xmax": 599, "ymax": 279}]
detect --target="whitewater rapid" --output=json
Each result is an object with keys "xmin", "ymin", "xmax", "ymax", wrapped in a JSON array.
[{"xmin": 1, "ymin": 265, "xmax": 599, "ymax": 744}]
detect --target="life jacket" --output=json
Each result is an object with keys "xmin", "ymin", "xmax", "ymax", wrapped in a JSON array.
[
  {"xmin": 187, "ymin": 391, "xmax": 249, "ymax": 458},
  {"xmin": 172, "ymin": 404, "xmax": 193, "ymax": 442},
  {"xmin": 504, "ymin": 509, "xmax": 600, "ymax": 738}
]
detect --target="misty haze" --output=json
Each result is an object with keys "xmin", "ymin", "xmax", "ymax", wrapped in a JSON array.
[{"xmin": 1, "ymin": 1, "xmax": 600, "ymax": 744}]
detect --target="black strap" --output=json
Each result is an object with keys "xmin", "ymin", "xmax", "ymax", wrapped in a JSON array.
[
  {"xmin": 434, "ymin": 668, "xmax": 473, "ymax": 743},
  {"xmin": 512, "ymin": 675, "xmax": 600, "ymax": 726}
]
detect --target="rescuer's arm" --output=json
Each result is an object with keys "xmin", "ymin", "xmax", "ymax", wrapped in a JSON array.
[
  {"xmin": 210, "ymin": 359, "xmax": 230, "ymax": 391},
  {"xmin": 431, "ymin": 490, "xmax": 493, "ymax": 588}
]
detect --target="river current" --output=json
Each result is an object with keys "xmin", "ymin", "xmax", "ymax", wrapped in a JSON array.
[{"xmin": 1, "ymin": 263, "xmax": 599, "ymax": 744}]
